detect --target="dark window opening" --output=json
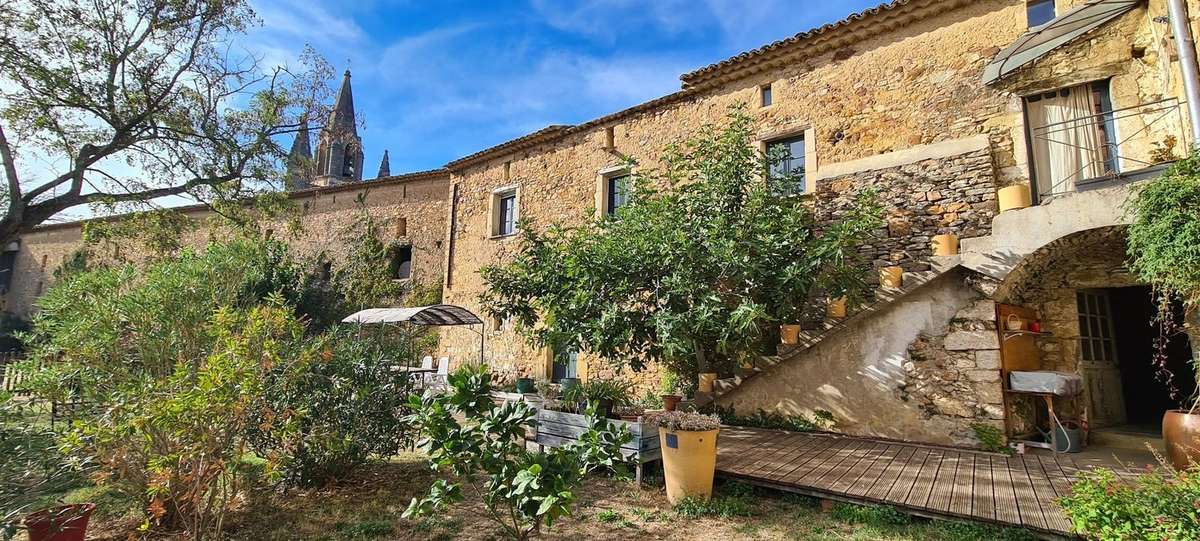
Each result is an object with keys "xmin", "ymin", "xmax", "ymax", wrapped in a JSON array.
[
  {"xmin": 0, "ymin": 250, "xmax": 16, "ymax": 294},
  {"xmin": 767, "ymin": 134, "xmax": 806, "ymax": 195},
  {"xmin": 389, "ymin": 245, "xmax": 412, "ymax": 280},
  {"xmin": 342, "ymin": 145, "xmax": 357, "ymax": 178},
  {"xmin": 606, "ymin": 174, "xmax": 631, "ymax": 215},
  {"xmin": 497, "ymin": 192, "xmax": 517, "ymax": 236},
  {"xmin": 551, "ymin": 347, "xmax": 578, "ymax": 383},
  {"xmin": 1027, "ymin": 0, "xmax": 1055, "ymax": 28},
  {"xmin": 760, "ymin": 84, "xmax": 773, "ymax": 107},
  {"xmin": 319, "ymin": 261, "xmax": 332, "ymax": 282}
]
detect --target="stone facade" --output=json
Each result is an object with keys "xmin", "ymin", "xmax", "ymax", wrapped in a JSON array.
[
  {"xmin": 815, "ymin": 145, "xmax": 998, "ymax": 274},
  {"xmin": 3, "ymin": 172, "xmax": 450, "ymax": 317},
  {"xmin": 6, "ymin": 0, "xmax": 1200, "ymax": 449}
]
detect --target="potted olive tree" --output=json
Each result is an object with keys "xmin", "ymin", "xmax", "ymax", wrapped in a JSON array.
[
  {"xmin": 644, "ymin": 410, "xmax": 721, "ymax": 504},
  {"xmin": 1126, "ymin": 153, "xmax": 1200, "ymax": 468}
]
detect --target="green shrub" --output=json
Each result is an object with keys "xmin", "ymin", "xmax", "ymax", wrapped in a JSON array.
[
  {"xmin": 1059, "ymin": 466, "xmax": 1200, "ymax": 540},
  {"xmin": 55, "ymin": 304, "xmax": 311, "ymax": 535},
  {"xmin": 0, "ymin": 394, "xmax": 83, "ymax": 540},
  {"xmin": 403, "ymin": 365, "xmax": 631, "ymax": 540},
  {"xmin": 1126, "ymin": 152, "xmax": 1200, "ymax": 309},
  {"xmin": 970, "ymin": 422, "xmax": 1013, "ymax": 455},
  {"xmin": 249, "ymin": 326, "xmax": 422, "ymax": 486},
  {"xmin": 829, "ymin": 502, "xmax": 913, "ymax": 526},
  {"xmin": 20, "ymin": 239, "xmax": 422, "ymax": 537},
  {"xmin": 674, "ymin": 482, "xmax": 757, "ymax": 519}
]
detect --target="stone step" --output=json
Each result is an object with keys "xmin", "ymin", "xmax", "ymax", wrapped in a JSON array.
[
  {"xmin": 695, "ymin": 267, "xmax": 958, "ymax": 409},
  {"xmin": 1089, "ymin": 427, "xmax": 1166, "ymax": 453}
]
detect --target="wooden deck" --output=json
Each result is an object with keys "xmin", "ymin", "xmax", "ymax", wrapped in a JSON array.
[{"xmin": 716, "ymin": 427, "xmax": 1092, "ymax": 537}]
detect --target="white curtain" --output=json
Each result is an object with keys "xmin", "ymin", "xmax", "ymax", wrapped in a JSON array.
[{"xmin": 1028, "ymin": 84, "xmax": 1106, "ymax": 196}]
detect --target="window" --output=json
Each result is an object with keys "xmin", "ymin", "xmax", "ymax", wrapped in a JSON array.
[
  {"xmin": 1077, "ymin": 290, "xmax": 1117, "ymax": 363},
  {"xmin": 0, "ymin": 250, "xmax": 15, "ymax": 294},
  {"xmin": 606, "ymin": 174, "xmax": 631, "ymax": 216},
  {"xmin": 319, "ymin": 261, "xmax": 332, "ymax": 282},
  {"xmin": 390, "ymin": 245, "xmax": 412, "ymax": 280},
  {"xmin": 551, "ymin": 347, "xmax": 578, "ymax": 382},
  {"xmin": 495, "ymin": 190, "xmax": 518, "ymax": 236},
  {"xmin": 1027, "ymin": 0, "xmax": 1055, "ymax": 28},
  {"xmin": 767, "ymin": 134, "xmax": 807, "ymax": 194},
  {"xmin": 342, "ymin": 144, "xmax": 357, "ymax": 177},
  {"xmin": 1025, "ymin": 81, "xmax": 1118, "ymax": 198},
  {"xmin": 760, "ymin": 84, "xmax": 773, "ymax": 107}
]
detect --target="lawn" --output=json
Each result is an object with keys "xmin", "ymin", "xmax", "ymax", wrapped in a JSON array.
[{"xmin": 63, "ymin": 453, "xmax": 1037, "ymax": 541}]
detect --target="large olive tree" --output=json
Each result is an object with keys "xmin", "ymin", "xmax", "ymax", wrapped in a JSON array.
[
  {"xmin": 480, "ymin": 107, "xmax": 882, "ymax": 385},
  {"xmin": 0, "ymin": 0, "xmax": 330, "ymax": 245}
]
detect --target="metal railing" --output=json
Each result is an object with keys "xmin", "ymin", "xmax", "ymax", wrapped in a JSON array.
[{"xmin": 1031, "ymin": 97, "xmax": 1188, "ymax": 200}]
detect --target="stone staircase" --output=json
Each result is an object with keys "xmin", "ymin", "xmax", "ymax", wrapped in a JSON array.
[{"xmin": 693, "ymin": 256, "xmax": 963, "ymax": 408}]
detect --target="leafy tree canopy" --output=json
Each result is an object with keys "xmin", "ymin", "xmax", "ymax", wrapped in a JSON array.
[
  {"xmin": 0, "ymin": 0, "xmax": 332, "ymax": 245},
  {"xmin": 480, "ymin": 107, "xmax": 882, "ymax": 382}
]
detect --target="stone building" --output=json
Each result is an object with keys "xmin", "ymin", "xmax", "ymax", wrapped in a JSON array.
[
  {"xmin": 437, "ymin": 0, "xmax": 1200, "ymax": 448},
  {"xmin": 5, "ymin": 0, "xmax": 1200, "ymax": 450},
  {"xmin": 1, "ymin": 71, "xmax": 449, "ymax": 319}
]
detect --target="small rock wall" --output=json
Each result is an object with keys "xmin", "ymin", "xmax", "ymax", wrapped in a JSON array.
[{"xmin": 814, "ymin": 147, "xmax": 998, "ymax": 275}]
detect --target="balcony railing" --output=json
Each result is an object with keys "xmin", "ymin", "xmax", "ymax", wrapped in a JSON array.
[{"xmin": 1031, "ymin": 97, "xmax": 1188, "ymax": 201}]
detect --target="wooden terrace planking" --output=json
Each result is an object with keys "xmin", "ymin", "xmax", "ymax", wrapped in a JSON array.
[{"xmin": 716, "ymin": 426, "xmax": 1096, "ymax": 537}]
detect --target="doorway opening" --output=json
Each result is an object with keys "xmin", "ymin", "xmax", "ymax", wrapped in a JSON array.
[{"xmin": 1089, "ymin": 286, "xmax": 1194, "ymax": 433}]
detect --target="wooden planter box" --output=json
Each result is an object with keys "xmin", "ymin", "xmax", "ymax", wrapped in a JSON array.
[{"xmin": 536, "ymin": 409, "xmax": 661, "ymax": 484}]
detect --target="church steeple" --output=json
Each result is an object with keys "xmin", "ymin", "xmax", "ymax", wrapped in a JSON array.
[
  {"xmin": 286, "ymin": 116, "xmax": 312, "ymax": 189},
  {"xmin": 329, "ymin": 70, "xmax": 357, "ymax": 135},
  {"xmin": 313, "ymin": 69, "xmax": 364, "ymax": 186},
  {"xmin": 377, "ymin": 150, "xmax": 390, "ymax": 178}
]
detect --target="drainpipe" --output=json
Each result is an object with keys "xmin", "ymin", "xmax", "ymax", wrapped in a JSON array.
[{"xmin": 1168, "ymin": 0, "xmax": 1200, "ymax": 145}]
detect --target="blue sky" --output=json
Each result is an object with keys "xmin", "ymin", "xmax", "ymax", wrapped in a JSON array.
[{"xmin": 247, "ymin": 0, "xmax": 887, "ymax": 177}]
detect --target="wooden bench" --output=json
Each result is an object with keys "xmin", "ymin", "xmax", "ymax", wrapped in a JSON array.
[{"xmin": 535, "ymin": 409, "xmax": 661, "ymax": 484}]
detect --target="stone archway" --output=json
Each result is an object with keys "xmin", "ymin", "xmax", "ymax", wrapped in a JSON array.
[{"xmin": 992, "ymin": 225, "xmax": 1136, "ymax": 306}]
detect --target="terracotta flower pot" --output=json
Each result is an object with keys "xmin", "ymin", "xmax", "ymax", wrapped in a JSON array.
[
  {"xmin": 1163, "ymin": 409, "xmax": 1200, "ymax": 469},
  {"xmin": 826, "ymin": 297, "xmax": 847, "ymax": 319},
  {"xmin": 662, "ymin": 394, "xmax": 683, "ymax": 412},
  {"xmin": 780, "ymin": 324, "xmax": 802, "ymax": 345},
  {"xmin": 880, "ymin": 266, "xmax": 904, "ymax": 288},
  {"xmin": 25, "ymin": 503, "xmax": 95, "ymax": 541},
  {"xmin": 931, "ymin": 233, "xmax": 959, "ymax": 256},
  {"xmin": 997, "ymin": 184, "xmax": 1031, "ymax": 212}
]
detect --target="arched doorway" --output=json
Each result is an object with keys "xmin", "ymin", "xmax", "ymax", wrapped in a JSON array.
[{"xmin": 996, "ymin": 226, "xmax": 1194, "ymax": 435}]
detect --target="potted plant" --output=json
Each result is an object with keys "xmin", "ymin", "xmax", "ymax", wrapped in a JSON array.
[
  {"xmin": 614, "ymin": 405, "xmax": 645, "ymax": 422},
  {"xmin": 580, "ymin": 378, "xmax": 632, "ymax": 419},
  {"xmin": 558, "ymin": 377, "xmax": 580, "ymax": 392},
  {"xmin": 24, "ymin": 503, "xmax": 96, "ymax": 541},
  {"xmin": 779, "ymin": 323, "xmax": 802, "ymax": 345},
  {"xmin": 1125, "ymin": 157, "xmax": 1200, "ymax": 469},
  {"xmin": 660, "ymin": 374, "xmax": 682, "ymax": 412},
  {"xmin": 643, "ymin": 410, "xmax": 722, "ymax": 505}
]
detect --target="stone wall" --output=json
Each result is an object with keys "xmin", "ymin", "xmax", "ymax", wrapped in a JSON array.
[
  {"xmin": 439, "ymin": 0, "xmax": 1029, "ymax": 383},
  {"xmin": 4, "ymin": 173, "xmax": 450, "ymax": 317},
  {"xmin": 714, "ymin": 271, "xmax": 1003, "ymax": 447},
  {"xmin": 814, "ymin": 145, "xmax": 998, "ymax": 274}
]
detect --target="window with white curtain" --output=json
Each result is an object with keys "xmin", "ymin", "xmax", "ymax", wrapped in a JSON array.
[{"xmin": 1025, "ymin": 81, "xmax": 1119, "ymax": 198}]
